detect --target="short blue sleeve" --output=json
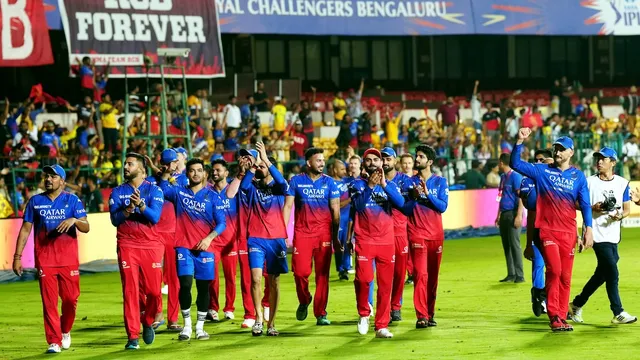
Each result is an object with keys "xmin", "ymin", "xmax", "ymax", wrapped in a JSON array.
[
  {"xmin": 23, "ymin": 197, "xmax": 35, "ymax": 223},
  {"xmin": 624, "ymin": 185, "xmax": 631, "ymax": 202},
  {"xmin": 286, "ymin": 175, "xmax": 297, "ymax": 197},
  {"xmin": 329, "ymin": 178, "xmax": 340, "ymax": 200},
  {"xmin": 72, "ymin": 195, "xmax": 87, "ymax": 218}
]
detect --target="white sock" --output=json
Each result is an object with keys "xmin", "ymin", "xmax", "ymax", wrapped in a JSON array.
[
  {"xmin": 182, "ymin": 309, "xmax": 192, "ymax": 329},
  {"xmin": 196, "ymin": 311, "xmax": 207, "ymax": 331}
]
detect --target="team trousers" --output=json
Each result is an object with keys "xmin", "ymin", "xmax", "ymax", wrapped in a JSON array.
[
  {"xmin": 162, "ymin": 233, "xmax": 180, "ymax": 323},
  {"xmin": 539, "ymin": 229, "xmax": 575, "ymax": 321},
  {"xmin": 354, "ymin": 242, "xmax": 394, "ymax": 330},
  {"xmin": 410, "ymin": 239, "xmax": 443, "ymax": 319},
  {"xmin": 238, "ymin": 239, "xmax": 270, "ymax": 320},
  {"xmin": 292, "ymin": 233, "xmax": 332, "ymax": 317},
  {"xmin": 209, "ymin": 241, "xmax": 238, "ymax": 313},
  {"xmin": 38, "ymin": 265, "xmax": 80, "ymax": 346},
  {"xmin": 391, "ymin": 235, "xmax": 409, "ymax": 311}
]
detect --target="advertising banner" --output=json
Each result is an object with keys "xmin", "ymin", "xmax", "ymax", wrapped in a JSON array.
[{"xmin": 0, "ymin": 0, "xmax": 54, "ymax": 67}]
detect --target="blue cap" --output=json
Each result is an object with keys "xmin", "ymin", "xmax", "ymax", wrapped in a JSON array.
[
  {"xmin": 594, "ymin": 147, "xmax": 618, "ymax": 161},
  {"xmin": 211, "ymin": 153, "xmax": 224, "ymax": 161},
  {"xmin": 553, "ymin": 136, "xmax": 574, "ymax": 151},
  {"xmin": 43, "ymin": 165, "xmax": 66, "ymax": 180},
  {"xmin": 15, "ymin": 177, "xmax": 24, "ymax": 184},
  {"xmin": 381, "ymin": 147, "xmax": 397, "ymax": 158},
  {"xmin": 239, "ymin": 149, "xmax": 258, "ymax": 159},
  {"xmin": 161, "ymin": 149, "xmax": 178, "ymax": 165},
  {"xmin": 174, "ymin": 147, "xmax": 187, "ymax": 156}
]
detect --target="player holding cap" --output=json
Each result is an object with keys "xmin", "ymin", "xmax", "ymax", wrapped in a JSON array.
[
  {"xmin": 381, "ymin": 147, "xmax": 411, "ymax": 322},
  {"xmin": 511, "ymin": 129, "xmax": 593, "ymax": 332},
  {"xmin": 159, "ymin": 158, "xmax": 226, "ymax": 341},
  {"xmin": 238, "ymin": 142, "xmax": 289, "ymax": 336},
  {"xmin": 13, "ymin": 165, "xmax": 90, "ymax": 354},
  {"xmin": 331, "ymin": 159, "xmax": 353, "ymax": 280},
  {"xmin": 174, "ymin": 147, "xmax": 188, "ymax": 174},
  {"xmin": 109, "ymin": 153, "xmax": 165, "ymax": 349},
  {"xmin": 519, "ymin": 149, "xmax": 553, "ymax": 317},
  {"xmin": 349, "ymin": 147, "xmax": 405, "ymax": 338},
  {"xmin": 401, "ymin": 145, "xmax": 448, "ymax": 328},
  {"xmin": 284, "ymin": 147, "xmax": 341, "ymax": 325}
]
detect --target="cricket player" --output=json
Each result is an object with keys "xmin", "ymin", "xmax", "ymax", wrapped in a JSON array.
[
  {"xmin": 13, "ymin": 165, "xmax": 90, "ymax": 354},
  {"xmin": 569, "ymin": 147, "xmax": 636, "ymax": 325},
  {"xmin": 347, "ymin": 154, "xmax": 362, "ymax": 180},
  {"xmin": 511, "ymin": 129, "xmax": 593, "ymax": 332},
  {"xmin": 519, "ymin": 149, "xmax": 553, "ymax": 317},
  {"xmin": 239, "ymin": 142, "xmax": 289, "ymax": 336},
  {"xmin": 207, "ymin": 159, "xmax": 239, "ymax": 321},
  {"xmin": 109, "ymin": 153, "xmax": 165, "ymax": 349},
  {"xmin": 400, "ymin": 145, "xmax": 448, "ymax": 328},
  {"xmin": 159, "ymin": 158, "xmax": 226, "ymax": 341},
  {"xmin": 284, "ymin": 147, "xmax": 341, "ymax": 325},
  {"xmin": 145, "ymin": 148, "xmax": 188, "ymax": 331},
  {"xmin": 400, "ymin": 153, "xmax": 415, "ymax": 284},
  {"xmin": 331, "ymin": 159, "xmax": 352, "ymax": 280},
  {"xmin": 174, "ymin": 147, "xmax": 188, "ymax": 174},
  {"xmin": 381, "ymin": 147, "xmax": 411, "ymax": 322},
  {"xmin": 349, "ymin": 148, "xmax": 405, "ymax": 338}
]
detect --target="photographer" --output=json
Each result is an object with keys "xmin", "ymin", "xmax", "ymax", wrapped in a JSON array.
[{"xmin": 569, "ymin": 148, "xmax": 637, "ymax": 325}]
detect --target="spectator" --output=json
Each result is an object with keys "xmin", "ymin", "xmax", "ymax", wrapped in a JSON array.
[
  {"xmin": 623, "ymin": 135, "xmax": 639, "ymax": 161},
  {"xmin": 347, "ymin": 79, "xmax": 364, "ymax": 119},
  {"xmin": 482, "ymin": 101, "xmax": 501, "ymax": 151},
  {"xmin": 289, "ymin": 120, "xmax": 308, "ymax": 160},
  {"xmin": 93, "ymin": 64, "xmax": 110, "ymax": 103},
  {"xmin": 272, "ymin": 96, "xmax": 287, "ymax": 134},
  {"xmin": 253, "ymin": 82, "xmax": 269, "ymax": 112},
  {"xmin": 384, "ymin": 104, "xmax": 404, "ymax": 146},
  {"xmin": 559, "ymin": 76, "xmax": 574, "ymax": 117},
  {"xmin": 167, "ymin": 81, "xmax": 184, "ymax": 110},
  {"xmin": 13, "ymin": 121, "xmax": 36, "ymax": 147},
  {"xmin": 76, "ymin": 56, "xmax": 95, "ymax": 100},
  {"xmin": 299, "ymin": 95, "xmax": 315, "ymax": 148},
  {"xmin": 0, "ymin": 176, "xmax": 14, "ymax": 218},
  {"xmin": 590, "ymin": 95, "xmax": 603, "ymax": 119},
  {"xmin": 241, "ymin": 95, "xmax": 256, "ymax": 123},
  {"xmin": 187, "ymin": 89, "xmax": 201, "ymax": 121},
  {"xmin": 223, "ymin": 95, "xmax": 242, "ymax": 130},
  {"xmin": 40, "ymin": 120, "xmax": 61, "ymax": 157},
  {"xmin": 400, "ymin": 153, "xmax": 414, "ymax": 176},
  {"xmin": 12, "ymin": 177, "xmax": 28, "ymax": 215},
  {"xmin": 500, "ymin": 132, "xmax": 513, "ymax": 154},
  {"xmin": 99, "ymin": 94, "xmax": 121, "ymax": 153},
  {"xmin": 622, "ymin": 86, "xmax": 639, "ymax": 131},
  {"xmin": 436, "ymin": 96, "xmax": 460, "ymax": 131},
  {"xmin": 471, "ymin": 80, "xmax": 482, "ymax": 134},
  {"xmin": 223, "ymin": 128, "xmax": 240, "ymax": 152},
  {"xmin": 128, "ymin": 86, "xmax": 144, "ymax": 112},
  {"xmin": 83, "ymin": 175, "xmax": 104, "ymax": 213},
  {"xmin": 358, "ymin": 112, "xmax": 372, "ymax": 153},
  {"xmin": 485, "ymin": 161, "xmax": 501, "ymax": 188},
  {"xmin": 266, "ymin": 130, "xmax": 287, "ymax": 162},
  {"xmin": 332, "ymin": 91, "xmax": 347, "ymax": 126}
]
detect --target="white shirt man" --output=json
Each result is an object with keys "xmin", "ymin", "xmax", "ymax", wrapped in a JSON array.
[{"xmin": 224, "ymin": 97, "xmax": 242, "ymax": 129}]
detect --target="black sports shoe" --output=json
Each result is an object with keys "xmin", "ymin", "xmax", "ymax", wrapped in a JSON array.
[
  {"xmin": 416, "ymin": 318, "xmax": 428, "ymax": 329},
  {"xmin": 514, "ymin": 277, "xmax": 526, "ymax": 283},
  {"xmin": 499, "ymin": 276, "xmax": 516, "ymax": 283},
  {"xmin": 427, "ymin": 318, "xmax": 437, "ymax": 327},
  {"xmin": 531, "ymin": 288, "xmax": 543, "ymax": 317},
  {"xmin": 405, "ymin": 276, "xmax": 413, "ymax": 285},
  {"xmin": 339, "ymin": 270, "xmax": 349, "ymax": 281},
  {"xmin": 391, "ymin": 310, "xmax": 402, "ymax": 322}
]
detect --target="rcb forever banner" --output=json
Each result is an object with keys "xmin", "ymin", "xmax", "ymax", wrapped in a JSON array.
[{"xmin": 58, "ymin": 0, "xmax": 225, "ymax": 78}]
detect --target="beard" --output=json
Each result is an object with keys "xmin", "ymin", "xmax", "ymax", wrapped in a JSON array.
[
  {"xmin": 309, "ymin": 166, "xmax": 323, "ymax": 175},
  {"xmin": 382, "ymin": 165, "xmax": 393, "ymax": 174},
  {"xmin": 415, "ymin": 162, "xmax": 427, "ymax": 170},
  {"xmin": 124, "ymin": 169, "xmax": 139, "ymax": 181},
  {"xmin": 255, "ymin": 170, "xmax": 267, "ymax": 180},
  {"xmin": 365, "ymin": 165, "xmax": 379, "ymax": 175}
]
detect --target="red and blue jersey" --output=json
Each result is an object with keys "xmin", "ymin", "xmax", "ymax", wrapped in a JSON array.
[
  {"xmin": 24, "ymin": 192, "xmax": 86, "ymax": 267},
  {"xmin": 401, "ymin": 174, "xmax": 448, "ymax": 242},
  {"xmin": 511, "ymin": 143, "xmax": 592, "ymax": 234},
  {"xmin": 240, "ymin": 165, "xmax": 289, "ymax": 240},
  {"xmin": 389, "ymin": 172, "xmax": 411, "ymax": 234},
  {"xmin": 519, "ymin": 177, "xmax": 537, "ymax": 212},
  {"xmin": 287, "ymin": 173, "xmax": 340, "ymax": 236},
  {"xmin": 349, "ymin": 179, "xmax": 404, "ymax": 245},
  {"xmin": 210, "ymin": 185, "xmax": 239, "ymax": 247},
  {"xmin": 109, "ymin": 181, "xmax": 164, "ymax": 249},
  {"xmin": 498, "ymin": 170, "xmax": 523, "ymax": 211},
  {"xmin": 333, "ymin": 177, "xmax": 351, "ymax": 225},
  {"xmin": 160, "ymin": 182, "xmax": 226, "ymax": 251},
  {"xmin": 146, "ymin": 173, "xmax": 188, "ymax": 234}
]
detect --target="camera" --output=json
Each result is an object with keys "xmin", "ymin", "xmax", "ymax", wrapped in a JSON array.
[{"xmin": 601, "ymin": 191, "xmax": 619, "ymax": 212}]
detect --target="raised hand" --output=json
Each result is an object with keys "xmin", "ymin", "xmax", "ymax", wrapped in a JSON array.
[{"xmin": 518, "ymin": 127, "xmax": 532, "ymax": 140}]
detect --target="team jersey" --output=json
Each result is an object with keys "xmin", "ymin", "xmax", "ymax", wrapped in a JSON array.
[
  {"xmin": 210, "ymin": 184, "xmax": 239, "ymax": 247},
  {"xmin": 109, "ymin": 181, "xmax": 164, "ymax": 249},
  {"xmin": 401, "ymin": 174, "xmax": 448, "ymax": 242},
  {"xmin": 388, "ymin": 172, "xmax": 411, "ymax": 235},
  {"xmin": 498, "ymin": 170, "xmax": 523, "ymax": 211},
  {"xmin": 287, "ymin": 173, "xmax": 340, "ymax": 236},
  {"xmin": 333, "ymin": 177, "xmax": 351, "ymax": 225},
  {"xmin": 349, "ymin": 179, "xmax": 404, "ymax": 245},
  {"xmin": 587, "ymin": 175, "xmax": 630, "ymax": 244},
  {"xmin": 240, "ymin": 165, "xmax": 289, "ymax": 239},
  {"xmin": 24, "ymin": 192, "xmax": 87, "ymax": 267},
  {"xmin": 146, "ymin": 173, "xmax": 188, "ymax": 234},
  {"xmin": 519, "ymin": 177, "xmax": 537, "ymax": 211},
  {"xmin": 160, "ymin": 182, "xmax": 226, "ymax": 251},
  {"xmin": 511, "ymin": 143, "xmax": 592, "ymax": 234}
]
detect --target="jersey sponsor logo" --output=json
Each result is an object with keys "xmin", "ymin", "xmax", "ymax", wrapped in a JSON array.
[
  {"xmin": 249, "ymin": 247, "xmax": 261, "ymax": 253},
  {"xmin": 239, "ymin": 250, "xmax": 248, "ymax": 255},
  {"xmin": 357, "ymin": 255, "xmax": 369, "ymax": 261},
  {"xmin": 257, "ymin": 187, "xmax": 275, "ymax": 203},
  {"xmin": 402, "ymin": 246, "xmax": 409, "ymax": 254},
  {"xmin": 121, "ymin": 260, "xmax": 130, "ymax": 269},
  {"xmin": 177, "ymin": 253, "xmax": 185, "ymax": 261},
  {"xmin": 228, "ymin": 251, "xmax": 238, "ymax": 256},
  {"xmin": 70, "ymin": 270, "xmax": 80, "ymax": 276},
  {"xmin": 437, "ymin": 245, "xmax": 443, "ymax": 254},
  {"xmin": 391, "ymin": 254, "xmax": 396, "ymax": 263},
  {"xmin": 411, "ymin": 243, "xmax": 424, "ymax": 249},
  {"xmin": 217, "ymin": 198, "xmax": 232, "ymax": 211},
  {"xmin": 109, "ymin": 198, "xmax": 115, "ymax": 205},
  {"xmin": 298, "ymin": 184, "xmax": 313, "ymax": 188},
  {"xmin": 182, "ymin": 197, "xmax": 206, "ymax": 212},
  {"xmin": 543, "ymin": 240, "xmax": 555, "ymax": 247},
  {"xmin": 201, "ymin": 257, "xmax": 214, "ymax": 264},
  {"xmin": 370, "ymin": 191, "xmax": 389, "ymax": 205},
  {"xmin": 151, "ymin": 262, "xmax": 162, "ymax": 268},
  {"xmin": 548, "ymin": 174, "xmax": 576, "ymax": 191},
  {"xmin": 38, "ymin": 208, "xmax": 68, "ymax": 220}
]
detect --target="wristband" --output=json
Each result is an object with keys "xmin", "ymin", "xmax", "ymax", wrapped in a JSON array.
[{"xmin": 13, "ymin": 254, "xmax": 21, "ymax": 260}]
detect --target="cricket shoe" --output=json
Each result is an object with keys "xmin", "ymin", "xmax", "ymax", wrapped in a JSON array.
[
  {"xmin": 196, "ymin": 329, "xmax": 210, "ymax": 340},
  {"xmin": 357, "ymin": 316, "xmax": 370, "ymax": 335},
  {"xmin": 391, "ymin": 310, "xmax": 402, "ymax": 322},
  {"xmin": 531, "ymin": 288, "xmax": 544, "ymax": 317},
  {"xmin": 224, "ymin": 311, "xmax": 235, "ymax": 320},
  {"xmin": 549, "ymin": 316, "xmax": 564, "ymax": 332},
  {"xmin": 252, "ymin": 322, "xmax": 264, "ymax": 336},
  {"xmin": 427, "ymin": 317, "xmax": 437, "ymax": 327},
  {"xmin": 568, "ymin": 303, "xmax": 584, "ymax": 323},
  {"xmin": 61, "ymin": 333, "xmax": 71, "ymax": 350},
  {"xmin": 317, "ymin": 315, "xmax": 331, "ymax": 325},
  {"xmin": 375, "ymin": 328, "xmax": 393, "ymax": 338},
  {"xmin": 296, "ymin": 301, "xmax": 310, "ymax": 321},
  {"xmin": 142, "ymin": 325, "xmax": 155, "ymax": 344},
  {"xmin": 267, "ymin": 327, "xmax": 280, "ymax": 336},
  {"xmin": 339, "ymin": 270, "xmax": 349, "ymax": 281},
  {"xmin": 561, "ymin": 319, "xmax": 573, "ymax": 331},
  {"xmin": 241, "ymin": 318, "xmax": 256, "ymax": 328},
  {"xmin": 178, "ymin": 327, "xmax": 192, "ymax": 341},
  {"xmin": 124, "ymin": 339, "xmax": 139, "ymax": 350},
  {"xmin": 206, "ymin": 310, "xmax": 220, "ymax": 322},
  {"xmin": 612, "ymin": 312, "xmax": 638, "ymax": 324},
  {"xmin": 161, "ymin": 285, "xmax": 168, "ymax": 295},
  {"xmin": 46, "ymin": 344, "xmax": 62, "ymax": 353}
]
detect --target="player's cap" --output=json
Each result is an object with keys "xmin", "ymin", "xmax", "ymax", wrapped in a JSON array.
[
  {"xmin": 381, "ymin": 147, "xmax": 397, "ymax": 158},
  {"xmin": 211, "ymin": 153, "xmax": 224, "ymax": 161},
  {"xmin": 174, "ymin": 147, "xmax": 187, "ymax": 156},
  {"xmin": 553, "ymin": 136, "xmax": 574, "ymax": 151},
  {"xmin": 238, "ymin": 148, "xmax": 258, "ymax": 159},
  {"xmin": 594, "ymin": 147, "xmax": 618, "ymax": 161},
  {"xmin": 160, "ymin": 148, "xmax": 178, "ymax": 165},
  {"xmin": 43, "ymin": 165, "xmax": 66, "ymax": 180},
  {"xmin": 363, "ymin": 148, "xmax": 382, "ymax": 159}
]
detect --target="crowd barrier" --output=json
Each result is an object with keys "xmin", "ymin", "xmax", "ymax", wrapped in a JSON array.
[{"xmin": 3, "ymin": 183, "xmax": 640, "ymax": 271}]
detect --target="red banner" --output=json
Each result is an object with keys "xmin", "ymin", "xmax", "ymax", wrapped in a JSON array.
[{"xmin": 0, "ymin": 0, "xmax": 53, "ymax": 67}]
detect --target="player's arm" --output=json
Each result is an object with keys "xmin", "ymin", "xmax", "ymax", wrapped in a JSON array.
[
  {"xmin": 158, "ymin": 179, "xmax": 178, "ymax": 203},
  {"xmin": 13, "ymin": 198, "xmax": 35, "ymax": 276},
  {"xmin": 139, "ymin": 186, "xmax": 164, "ymax": 224},
  {"xmin": 426, "ymin": 178, "xmax": 448, "ymax": 213},
  {"xmin": 611, "ymin": 185, "xmax": 632, "ymax": 221},
  {"xmin": 240, "ymin": 168, "xmax": 256, "ymax": 192},
  {"xmin": 195, "ymin": 199, "xmax": 226, "ymax": 251},
  {"xmin": 329, "ymin": 183, "xmax": 342, "ymax": 251},
  {"xmin": 514, "ymin": 198, "xmax": 524, "ymax": 229},
  {"xmin": 283, "ymin": 196, "xmax": 294, "ymax": 227},
  {"xmin": 346, "ymin": 207, "xmax": 355, "ymax": 254},
  {"xmin": 350, "ymin": 181, "xmax": 373, "ymax": 212},
  {"xmin": 340, "ymin": 197, "xmax": 351, "ymax": 208},
  {"xmin": 511, "ymin": 128, "xmax": 539, "ymax": 179},
  {"xmin": 109, "ymin": 188, "xmax": 130, "ymax": 226},
  {"xmin": 382, "ymin": 180, "xmax": 405, "ymax": 208},
  {"xmin": 578, "ymin": 177, "xmax": 594, "ymax": 250}
]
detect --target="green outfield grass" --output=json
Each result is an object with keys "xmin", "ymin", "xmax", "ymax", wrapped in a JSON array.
[{"xmin": 2, "ymin": 230, "xmax": 640, "ymax": 360}]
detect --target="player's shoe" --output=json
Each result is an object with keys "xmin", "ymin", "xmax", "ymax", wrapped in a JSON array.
[
  {"xmin": 296, "ymin": 302, "xmax": 310, "ymax": 321},
  {"xmin": 264, "ymin": 307, "xmax": 270, "ymax": 322},
  {"xmin": 405, "ymin": 275, "xmax": 413, "ymax": 285},
  {"xmin": 161, "ymin": 284, "xmax": 168, "ymax": 295},
  {"xmin": 241, "ymin": 318, "xmax": 256, "ymax": 328},
  {"xmin": 391, "ymin": 310, "xmax": 402, "ymax": 322},
  {"xmin": 178, "ymin": 327, "xmax": 192, "ymax": 341},
  {"xmin": 124, "ymin": 339, "xmax": 139, "ymax": 350},
  {"xmin": 416, "ymin": 318, "xmax": 428, "ymax": 329},
  {"xmin": 61, "ymin": 333, "xmax": 71, "ymax": 350},
  {"xmin": 357, "ymin": 316, "xmax": 370, "ymax": 335},
  {"xmin": 375, "ymin": 328, "xmax": 393, "ymax": 338},
  {"xmin": 339, "ymin": 270, "xmax": 349, "ymax": 281},
  {"xmin": 196, "ymin": 329, "xmax": 210, "ymax": 340},
  {"xmin": 252, "ymin": 322, "xmax": 264, "ymax": 336},
  {"xmin": 347, "ymin": 269, "xmax": 355, "ymax": 275},
  {"xmin": 542, "ymin": 301, "xmax": 547, "ymax": 314},
  {"xmin": 267, "ymin": 327, "xmax": 280, "ymax": 336},
  {"xmin": 531, "ymin": 288, "xmax": 544, "ymax": 317},
  {"xmin": 499, "ymin": 276, "xmax": 515, "ymax": 283},
  {"xmin": 568, "ymin": 303, "xmax": 584, "ymax": 323},
  {"xmin": 224, "ymin": 311, "xmax": 235, "ymax": 320},
  {"xmin": 142, "ymin": 325, "xmax": 155, "ymax": 345},
  {"xmin": 612, "ymin": 312, "xmax": 638, "ymax": 324},
  {"xmin": 46, "ymin": 344, "xmax": 62, "ymax": 353},
  {"xmin": 561, "ymin": 319, "xmax": 574, "ymax": 331},
  {"xmin": 514, "ymin": 277, "xmax": 526, "ymax": 283},
  {"xmin": 427, "ymin": 317, "xmax": 437, "ymax": 327},
  {"xmin": 549, "ymin": 316, "xmax": 564, "ymax": 332},
  {"xmin": 316, "ymin": 315, "xmax": 331, "ymax": 325},
  {"xmin": 206, "ymin": 310, "xmax": 220, "ymax": 322}
]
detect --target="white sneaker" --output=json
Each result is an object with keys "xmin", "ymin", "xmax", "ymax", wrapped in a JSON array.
[
  {"xmin": 569, "ymin": 302, "xmax": 584, "ymax": 323},
  {"xmin": 178, "ymin": 326, "xmax": 192, "ymax": 341},
  {"xmin": 375, "ymin": 328, "xmax": 394, "ymax": 338},
  {"xmin": 368, "ymin": 303, "xmax": 374, "ymax": 318},
  {"xmin": 347, "ymin": 269, "xmax": 355, "ymax": 274},
  {"xmin": 46, "ymin": 344, "xmax": 61, "ymax": 353},
  {"xmin": 195, "ymin": 328, "xmax": 210, "ymax": 340},
  {"xmin": 161, "ymin": 285, "xmax": 168, "ymax": 295},
  {"xmin": 264, "ymin": 307, "xmax": 270, "ymax": 322},
  {"xmin": 224, "ymin": 311, "xmax": 235, "ymax": 320},
  {"xmin": 208, "ymin": 310, "xmax": 220, "ymax": 321},
  {"xmin": 542, "ymin": 301, "xmax": 547, "ymax": 314},
  {"xmin": 241, "ymin": 318, "xmax": 256, "ymax": 329},
  {"xmin": 357, "ymin": 316, "xmax": 370, "ymax": 335},
  {"xmin": 61, "ymin": 333, "xmax": 71, "ymax": 350},
  {"xmin": 612, "ymin": 312, "xmax": 638, "ymax": 324}
]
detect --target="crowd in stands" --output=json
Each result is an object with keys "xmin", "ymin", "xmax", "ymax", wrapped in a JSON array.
[{"xmin": 1, "ymin": 61, "xmax": 640, "ymax": 218}]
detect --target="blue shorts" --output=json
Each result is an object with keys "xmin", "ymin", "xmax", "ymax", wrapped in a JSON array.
[
  {"xmin": 248, "ymin": 237, "xmax": 289, "ymax": 275},
  {"xmin": 175, "ymin": 247, "xmax": 215, "ymax": 281}
]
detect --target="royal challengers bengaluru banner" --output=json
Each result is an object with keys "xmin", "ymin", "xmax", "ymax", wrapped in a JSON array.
[
  {"xmin": 57, "ymin": 0, "xmax": 225, "ymax": 78},
  {"xmin": 0, "ymin": 0, "xmax": 53, "ymax": 67}
]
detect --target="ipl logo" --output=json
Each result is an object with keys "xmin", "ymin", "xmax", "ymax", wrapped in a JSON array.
[{"xmin": 584, "ymin": 0, "xmax": 640, "ymax": 35}]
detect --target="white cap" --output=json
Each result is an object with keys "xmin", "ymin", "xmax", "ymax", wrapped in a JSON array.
[{"xmin": 274, "ymin": 96, "xmax": 282, "ymax": 102}]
